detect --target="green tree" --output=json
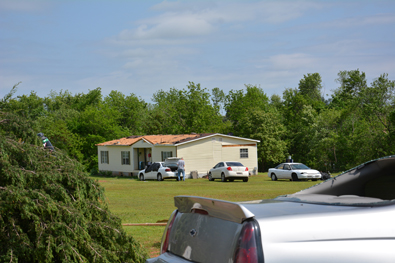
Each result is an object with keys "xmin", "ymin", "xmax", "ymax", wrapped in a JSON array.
[
  {"xmin": 71, "ymin": 104, "xmax": 130, "ymax": 170},
  {"xmin": 237, "ymin": 108, "xmax": 287, "ymax": 171},
  {"xmin": 224, "ymin": 85, "xmax": 286, "ymax": 170},
  {"xmin": 298, "ymin": 73, "xmax": 325, "ymax": 111},
  {"xmin": 324, "ymin": 70, "xmax": 395, "ymax": 171},
  {"xmin": 42, "ymin": 88, "xmax": 131, "ymax": 171},
  {"xmin": 2, "ymin": 91, "xmax": 46, "ymax": 120},
  {"xmin": 281, "ymin": 73, "xmax": 327, "ymax": 166},
  {"xmin": 298, "ymin": 73, "xmax": 322, "ymax": 101},
  {"xmin": 0, "ymin": 111, "xmax": 147, "ymax": 262},
  {"xmin": 211, "ymin": 87, "xmax": 225, "ymax": 115},
  {"xmin": 0, "ymin": 83, "xmax": 19, "ymax": 111},
  {"xmin": 301, "ymin": 107, "xmax": 341, "ymax": 171},
  {"xmin": 360, "ymin": 73, "xmax": 395, "ymax": 156},
  {"xmin": 281, "ymin": 87, "xmax": 309, "ymax": 163},
  {"xmin": 269, "ymin": 94, "xmax": 283, "ymax": 110},
  {"xmin": 36, "ymin": 113, "xmax": 84, "ymax": 163},
  {"xmin": 70, "ymin": 88, "xmax": 102, "ymax": 111},
  {"xmin": 224, "ymin": 85, "xmax": 269, "ymax": 135},
  {"xmin": 150, "ymin": 82, "xmax": 226, "ymax": 134},
  {"xmin": 103, "ymin": 91, "xmax": 147, "ymax": 134},
  {"xmin": 331, "ymin": 69, "xmax": 367, "ymax": 109}
]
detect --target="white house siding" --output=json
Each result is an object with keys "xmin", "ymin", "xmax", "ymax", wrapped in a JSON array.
[
  {"xmin": 177, "ymin": 137, "xmax": 215, "ymax": 175},
  {"xmin": 152, "ymin": 145, "xmax": 177, "ymax": 162},
  {"xmin": 177, "ymin": 135, "xmax": 258, "ymax": 176},
  {"xmin": 221, "ymin": 145, "xmax": 258, "ymax": 173},
  {"xmin": 97, "ymin": 145, "xmax": 134, "ymax": 175},
  {"xmin": 218, "ymin": 136, "xmax": 258, "ymax": 173},
  {"xmin": 133, "ymin": 140, "xmax": 150, "ymax": 148}
]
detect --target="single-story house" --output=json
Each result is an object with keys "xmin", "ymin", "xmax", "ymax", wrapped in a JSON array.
[{"xmin": 96, "ymin": 133, "xmax": 259, "ymax": 177}]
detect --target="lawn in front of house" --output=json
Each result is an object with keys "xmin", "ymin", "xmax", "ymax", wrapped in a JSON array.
[{"xmin": 92, "ymin": 173, "xmax": 323, "ymax": 257}]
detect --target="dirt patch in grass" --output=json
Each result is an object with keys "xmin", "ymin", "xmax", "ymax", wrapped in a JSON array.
[{"xmin": 149, "ymin": 242, "xmax": 161, "ymax": 258}]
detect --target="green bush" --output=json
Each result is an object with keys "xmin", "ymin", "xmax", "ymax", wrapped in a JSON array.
[
  {"xmin": 98, "ymin": 170, "xmax": 114, "ymax": 177},
  {"xmin": 0, "ymin": 111, "xmax": 147, "ymax": 262}
]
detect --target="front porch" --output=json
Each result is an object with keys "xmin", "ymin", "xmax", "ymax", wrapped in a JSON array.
[{"xmin": 135, "ymin": 147, "xmax": 152, "ymax": 170}]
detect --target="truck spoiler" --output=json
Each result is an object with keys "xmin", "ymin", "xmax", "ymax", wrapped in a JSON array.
[{"xmin": 174, "ymin": 195, "xmax": 255, "ymax": 224}]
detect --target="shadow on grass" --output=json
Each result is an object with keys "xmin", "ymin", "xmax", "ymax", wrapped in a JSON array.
[
  {"xmin": 153, "ymin": 242, "xmax": 161, "ymax": 248},
  {"xmin": 90, "ymin": 175, "xmax": 139, "ymax": 180}
]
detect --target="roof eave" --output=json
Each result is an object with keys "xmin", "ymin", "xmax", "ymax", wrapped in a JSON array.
[{"xmin": 174, "ymin": 133, "xmax": 260, "ymax": 146}]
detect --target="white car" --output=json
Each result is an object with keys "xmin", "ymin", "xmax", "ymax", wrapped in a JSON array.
[
  {"xmin": 138, "ymin": 158, "xmax": 182, "ymax": 181},
  {"xmin": 208, "ymin": 161, "xmax": 249, "ymax": 182},
  {"xmin": 268, "ymin": 162, "xmax": 321, "ymax": 181}
]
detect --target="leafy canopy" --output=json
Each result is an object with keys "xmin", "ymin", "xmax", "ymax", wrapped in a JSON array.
[{"xmin": 0, "ymin": 111, "xmax": 147, "ymax": 262}]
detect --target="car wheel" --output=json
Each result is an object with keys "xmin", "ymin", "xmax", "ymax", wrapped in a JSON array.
[
  {"xmin": 157, "ymin": 173, "xmax": 163, "ymax": 181},
  {"xmin": 139, "ymin": 174, "xmax": 144, "ymax": 181},
  {"xmin": 271, "ymin": 173, "xmax": 277, "ymax": 181},
  {"xmin": 208, "ymin": 172, "xmax": 214, "ymax": 181},
  {"xmin": 292, "ymin": 173, "xmax": 299, "ymax": 181},
  {"xmin": 243, "ymin": 177, "xmax": 248, "ymax": 182},
  {"xmin": 221, "ymin": 173, "xmax": 227, "ymax": 182}
]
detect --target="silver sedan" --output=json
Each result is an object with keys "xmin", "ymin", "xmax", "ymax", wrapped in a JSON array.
[{"xmin": 147, "ymin": 155, "xmax": 395, "ymax": 263}]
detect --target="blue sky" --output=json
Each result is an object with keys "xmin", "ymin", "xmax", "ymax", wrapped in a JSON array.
[{"xmin": 1, "ymin": 0, "xmax": 395, "ymax": 103}]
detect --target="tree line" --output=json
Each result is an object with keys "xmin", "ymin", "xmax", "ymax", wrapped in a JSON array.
[{"xmin": 1, "ymin": 69, "xmax": 394, "ymax": 173}]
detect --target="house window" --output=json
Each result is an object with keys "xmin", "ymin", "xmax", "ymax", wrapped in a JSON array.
[
  {"xmin": 121, "ymin": 151, "xmax": 130, "ymax": 165},
  {"xmin": 101, "ymin": 151, "xmax": 109, "ymax": 164},
  {"xmin": 240, "ymin": 148, "xmax": 248, "ymax": 158},
  {"xmin": 161, "ymin": 151, "xmax": 172, "ymax": 161}
]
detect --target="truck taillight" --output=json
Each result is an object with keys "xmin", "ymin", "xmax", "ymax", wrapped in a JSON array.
[
  {"xmin": 234, "ymin": 220, "xmax": 263, "ymax": 263},
  {"xmin": 161, "ymin": 210, "xmax": 178, "ymax": 254}
]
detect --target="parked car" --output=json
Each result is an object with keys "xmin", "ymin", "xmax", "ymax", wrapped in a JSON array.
[
  {"xmin": 147, "ymin": 156, "xmax": 395, "ymax": 263},
  {"xmin": 208, "ymin": 161, "xmax": 249, "ymax": 182},
  {"xmin": 138, "ymin": 158, "xmax": 181, "ymax": 181},
  {"xmin": 268, "ymin": 162, "xmax": 321, "ymax": 181}
]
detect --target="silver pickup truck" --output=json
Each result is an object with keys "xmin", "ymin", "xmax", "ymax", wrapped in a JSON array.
[{"xmin": 147, "ymin": 155, "xmax": 395, "ymax": 263}]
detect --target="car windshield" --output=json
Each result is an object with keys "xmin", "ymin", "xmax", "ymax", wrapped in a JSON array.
[
  {"xmin": 290, "ymin": 163, "xmax": 310, "ymax": 170},
  {"xmin": 226, "ymin": 162, "xmax": 244, "ymax": 167}
]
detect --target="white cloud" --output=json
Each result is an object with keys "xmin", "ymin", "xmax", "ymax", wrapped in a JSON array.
[
  {"xmin": 325, "ymin": 13, "xmax": 395, "ymax": 28},
  {"xmin": 303, "ymin": 39, "xmax": 381, "ymax": 56},
  {"xmin": 255, "ymin": 1, "xmax": 326, "ymax": 24},
  {"xmin": 110, "ymin": 0, "xmax": 325, "ymax": 46},
  {"xmin": 269, "ymin": 53, "xmax": 317, "ymax": 70},
  {"xmin": 119, "ymin": 14, "xmax": 215, "ymax": 41},
  {"xmin": 151, "ymin": 0, "xmax": 326, "ymax": 24},
  {"xmin": 120, "ymin": 46, "xmax": 197, "ymax": 69}
]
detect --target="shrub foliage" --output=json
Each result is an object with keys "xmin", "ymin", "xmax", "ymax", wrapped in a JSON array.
[{"xmin": 0, "ymin": 111, "xmax": 147, "ymax": 262}]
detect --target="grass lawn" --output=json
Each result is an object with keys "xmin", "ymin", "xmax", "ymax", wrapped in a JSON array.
[{"xmin": 91, "ymin": 173, "xmax": 323, "ymax": 257}]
